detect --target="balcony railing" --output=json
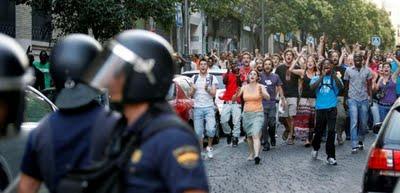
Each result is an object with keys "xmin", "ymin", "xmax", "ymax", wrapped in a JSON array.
[
  {"xmin": 0, "ymin": 24, "xmax": 15, "ymax": 37},
  {"xmin": 32, "ymin": 25, "xmax": 52, "ymax": 42}
]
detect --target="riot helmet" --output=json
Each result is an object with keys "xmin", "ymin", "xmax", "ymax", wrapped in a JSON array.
[
  {"xmin": 83, "ymin": 30, "xmax": 175, "ymax": 104},
  {"xmin": 0, "ymin": 33, "xmax": 32, "ymax": 137},
  {"xmin": 50, "ymin": 34, "xmax": 102, "ymax": 110}
]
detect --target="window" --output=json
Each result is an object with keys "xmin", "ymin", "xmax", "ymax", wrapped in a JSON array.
[
  {"xmin": 383, "ymin": 108, "xmax": 400, "ymax": 144},
  {"xmin": 24, "ymin": 90, "xmax": 53, "ymax": 122},
  {"xmin": 0, "ymin": 1, "xmax": 15, "ymax": 37},
  {"xmin": 32, "ymin": 8, "xmax": 52, "ymax": 42}
]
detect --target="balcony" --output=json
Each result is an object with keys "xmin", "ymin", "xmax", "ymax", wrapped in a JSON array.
[{"xmin": 0, "ymin": 24, "xmax": 15, "ymax": 37}]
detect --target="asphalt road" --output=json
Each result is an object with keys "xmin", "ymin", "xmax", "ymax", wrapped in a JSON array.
[
  {"xmin": 1, "ymin": 125, "xmax": 375, "ymax": 193},
  {"xmin": 204, "ymin": 126, "xmax": 375, "ymax": 193}
]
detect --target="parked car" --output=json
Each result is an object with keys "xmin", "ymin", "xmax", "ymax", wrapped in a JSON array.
[
  {"xmin": 0, "ymin": 86, "xmax": 57, "ymax": 191},
  {"xmin": 167, "ymin": 75, "xmax": 194, "ymax": 123},
  {"xmin": 362, "ymin": 98, "xmax": 400, "ymax": 193}
]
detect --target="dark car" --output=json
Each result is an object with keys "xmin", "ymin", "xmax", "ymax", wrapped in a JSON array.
[
  {"xmin": 167, "ymin": 75, "xmax": 194, "ymax": 123},
  {"xmin": 362, "ymin": 99, "xmax": 400, "ymax": 193},
  {"xmin": 0, "ymin": 86, "xmax": 57, "ymax": 191}
]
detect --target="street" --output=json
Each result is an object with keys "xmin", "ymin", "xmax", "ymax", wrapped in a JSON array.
[{"xmin": 205, "ymin": 125, "xmax": 374, "ymax": 193}]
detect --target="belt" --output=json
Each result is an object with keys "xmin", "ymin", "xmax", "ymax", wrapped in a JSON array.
[{"xmin": 224, "ymin": 101, "xmax": 238, "ymax": 104}]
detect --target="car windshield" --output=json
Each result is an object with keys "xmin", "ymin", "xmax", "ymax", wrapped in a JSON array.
[
  {"xmin": 383, "ymin": 107, "xmax": 400, "ymax": 144},
  {"xmin": 24, "ymin": 89, "xmax": 53, "ymax": 122}
]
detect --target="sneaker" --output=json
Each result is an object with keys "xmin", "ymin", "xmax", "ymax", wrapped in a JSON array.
[
  {"xmin": 311, "ymin": 150, "xmax": 318, "ymax": 160},
  {"xmin": 351, "ymin": 147, "xmax": 358, "ymax": 154},
  {"xmin": 226, "ymin": 135, "xmax": 232, "ymax": 145},
  {"xmin": 206, "ymin": 146, "xmax": 214, "ymax": 159},
  {"xmin": 232, "ymin": 137, "xmax": 239, "ymax": 147},
  {"xmin": 358, "ymin": 141, "xmax": 364, "ymax": 150},
  {"xmin": 326, "ymin": 158, "xmax": 337, "ymax": 165}
]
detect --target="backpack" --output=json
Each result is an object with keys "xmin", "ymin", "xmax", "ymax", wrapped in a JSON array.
[
  {"xmin": 317, "ymin": 76, "xmax": 338, "ymax": 95},
  {"xmin": 56, "ymin": 113, "xmax": 193, "ymax": 193}
]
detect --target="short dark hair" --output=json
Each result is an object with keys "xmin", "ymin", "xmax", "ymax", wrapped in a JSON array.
[{"xmin": 284, "ymin": 49, "xmax": 294, "ymax": 56}]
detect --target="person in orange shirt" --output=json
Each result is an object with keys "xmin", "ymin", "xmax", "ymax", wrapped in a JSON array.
[{"xmin": 233, "ymin": 70, "xmax": 270, "ymax": 165}]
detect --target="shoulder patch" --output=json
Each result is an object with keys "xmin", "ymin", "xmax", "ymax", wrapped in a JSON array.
[
  {"xmin": 131, "ymin": 149, "xmax": 142, "ymax": 164},
  {"xmin": 173, "ymin": 145, "xmax": 200, "ymax": 169}
]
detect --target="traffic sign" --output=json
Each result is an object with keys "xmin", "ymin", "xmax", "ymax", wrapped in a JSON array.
[
  {"xmin": 175, "ymin": 3, "xmax": 183, "ymax": 27},
  {"xmin": 371, "ymin": 36, "xmax": 381, "ymax": 47}
]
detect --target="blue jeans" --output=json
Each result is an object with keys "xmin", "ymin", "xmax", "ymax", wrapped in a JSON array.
[
  {"xmin": 193, "ymin": 106, "xmax": 216, "ymax": 138},
  {"xmin": 378, "ymin": 104, "xmax": 391, "ymax": 122},
  {"xmin": 348, "ymin": 99, "xmax": 369, "ymax": 148}
]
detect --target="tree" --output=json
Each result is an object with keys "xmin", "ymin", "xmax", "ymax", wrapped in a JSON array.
[{"xmin": 19, "ymin": 0, "xmax": 181, "ymax": 41}]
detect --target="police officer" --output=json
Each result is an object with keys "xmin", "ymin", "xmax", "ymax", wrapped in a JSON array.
[
  {"xmin": 83, "ymin": 30, "xmax": 209, "ymax": 193},
  {"xmin": 18, "ymin": 34, "xmax": 121, "ymax": 193},
  {"xmin": 0, "ymin": 33, "xmax": 32, "ymax": 191}
]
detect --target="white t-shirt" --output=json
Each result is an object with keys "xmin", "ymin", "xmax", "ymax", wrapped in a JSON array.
[{"xmin": 192, "ymin": 73, "xmax": 219, "ymax": 108}]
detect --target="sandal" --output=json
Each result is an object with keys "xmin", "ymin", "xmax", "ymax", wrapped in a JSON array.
[{"xmin": 287, "ymin": 138, "xmax": 294, "ymax": 145}]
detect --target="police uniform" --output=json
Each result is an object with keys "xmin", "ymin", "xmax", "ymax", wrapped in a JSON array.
[
  {"xmin": 124, "ymin": 112, "xmax": 208, "ymax": 193},
  {"xmin": 21, "ymin": 104, "xmax": 114, "ymax": 193}
]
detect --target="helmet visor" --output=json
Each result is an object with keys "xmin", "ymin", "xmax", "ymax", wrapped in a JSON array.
[{"xmin": 83, "ymin": 41, "xmax": 156, "ymax": 90}]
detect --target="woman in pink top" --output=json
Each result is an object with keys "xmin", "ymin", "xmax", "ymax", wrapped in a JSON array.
[{"xmin": 234, "ymin": 70, "xmax": 270, "ymax": 164}]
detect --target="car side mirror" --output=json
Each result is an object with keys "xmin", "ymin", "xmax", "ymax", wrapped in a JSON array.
[{"xmin": 373, "ymin": 122, "xmax": 382, "ymax": 134}]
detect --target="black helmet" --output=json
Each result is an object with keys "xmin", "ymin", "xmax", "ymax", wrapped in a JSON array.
[
  {"xmin": 83, "ymin": 30, "xmax": 175, "ymax": 104},
  {"xmin": 50, "ymin": 34, "xmax": 102, "ymax": 110},
  {"xmin": 0, "ymin": 33, "xmax": 32, "ymax": 137}
]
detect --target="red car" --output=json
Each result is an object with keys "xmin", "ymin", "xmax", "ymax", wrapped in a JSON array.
[{"xmin": 167, "ymin": 75, "xmax": 194, "ymax": 122}]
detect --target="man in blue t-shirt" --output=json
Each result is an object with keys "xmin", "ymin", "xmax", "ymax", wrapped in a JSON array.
[{"xmin": 309, "ymin": 59, "xmax": 343, "ymax": 165}]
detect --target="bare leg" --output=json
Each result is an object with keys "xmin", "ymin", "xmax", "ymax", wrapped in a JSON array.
[
  {"xmin": 208, "ymin": 137, "xmax": 213, "ymax": 148},
  {"xmin": 253, "ymin": 132, "xmax": 262, "ymax": 157},
  {"xmin": 247, "ymin": 136, "xmax": 254, "ymax": 160}
]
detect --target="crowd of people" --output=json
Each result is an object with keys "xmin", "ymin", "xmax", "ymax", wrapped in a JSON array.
[{"xmin": 187, "ymin": 36, "xmax": 400, "ymax": 166}]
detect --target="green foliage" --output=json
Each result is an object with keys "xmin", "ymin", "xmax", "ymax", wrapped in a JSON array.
[
  {"xmin": 232, "ymin": 0, "xmax": 395, "ymax": 50},
  {"xmin": 20, "ymin": 0, "xmax": 180, "ymax": 41}
]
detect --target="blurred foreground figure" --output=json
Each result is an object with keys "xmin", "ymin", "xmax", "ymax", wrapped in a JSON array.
[
  {"xmin": 18, "ymin": 34, "xmax": 122, "ymax": 193},
  {"xmin": 0, "ymin": 33, "xmax": 32, "ymax": 191},
  {"xmin": 83, "ymin": 30, "xmax": 209, "ymax": 193}
]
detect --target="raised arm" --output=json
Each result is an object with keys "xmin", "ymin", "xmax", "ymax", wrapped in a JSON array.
[
  {"xmin": 392, "ymin": 57, "xmax": 400, "ymax": 83},
  {"xmin": 289, "ymin": 50, "xmax": 306, "ymax": 77}
]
